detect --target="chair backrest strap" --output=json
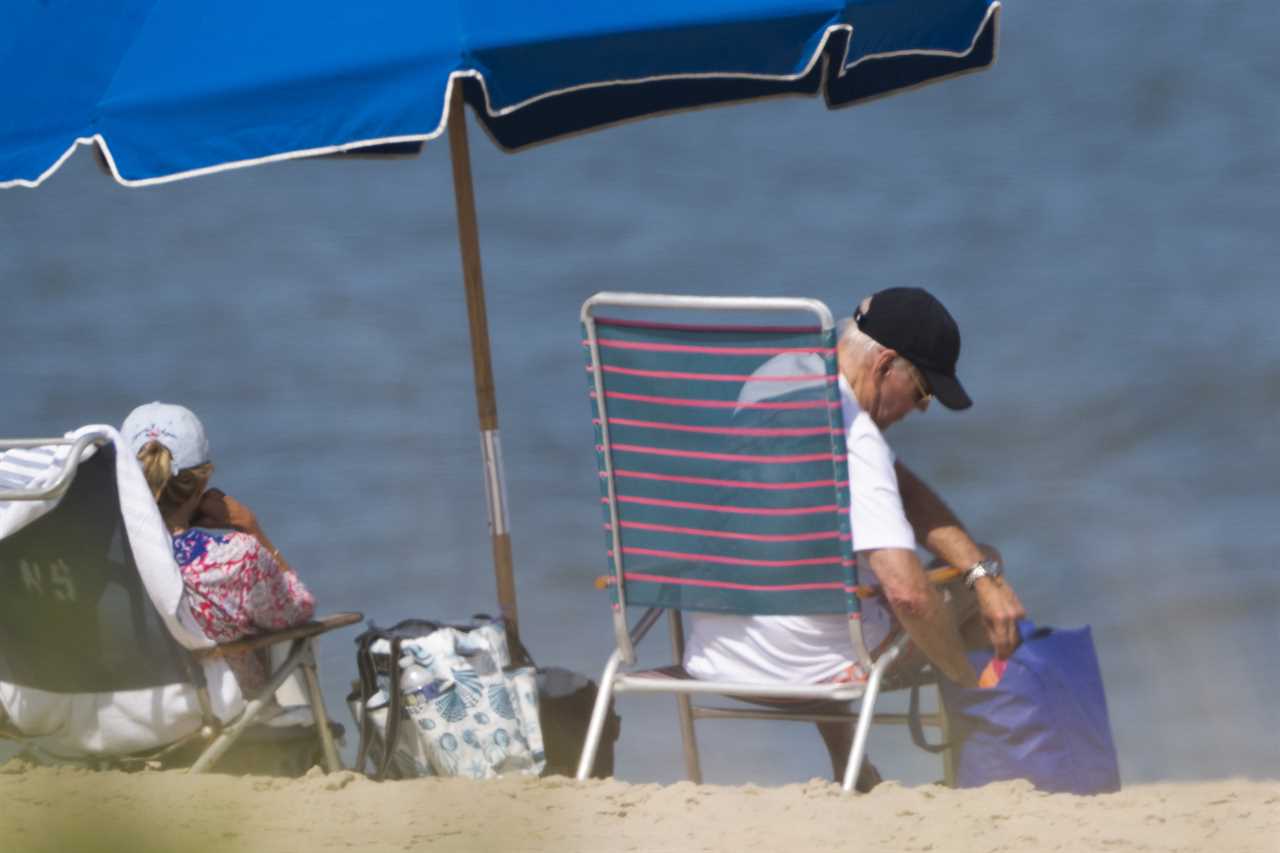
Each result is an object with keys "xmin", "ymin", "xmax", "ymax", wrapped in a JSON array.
[{"xmin": 582, "ymin": 294, "xmax": 859, "ymax": 620}]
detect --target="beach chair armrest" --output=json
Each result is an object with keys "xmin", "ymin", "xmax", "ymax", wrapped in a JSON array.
[{"xmin": 194, "ymin": 612, "xmax": 363, "ymax": 660}]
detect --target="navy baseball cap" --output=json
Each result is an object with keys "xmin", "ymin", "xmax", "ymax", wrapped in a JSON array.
[{"xmin": 853, "ymin": 287, "xmax": 972, "ymax": 410}]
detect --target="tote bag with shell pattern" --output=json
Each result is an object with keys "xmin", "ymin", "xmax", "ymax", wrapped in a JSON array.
[{"xmin": 350, "ymin": 617, "xmax": 544, "ymax": 779}]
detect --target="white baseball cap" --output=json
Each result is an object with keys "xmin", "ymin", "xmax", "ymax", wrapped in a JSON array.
[{"xmin": 121, "ymin": 402, "xmax": 212, "ymax": 477}]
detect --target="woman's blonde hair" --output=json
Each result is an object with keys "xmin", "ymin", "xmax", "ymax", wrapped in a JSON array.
[{"xmin": 136, "ymin": 440, "xmax": 213, "ymax": 513}]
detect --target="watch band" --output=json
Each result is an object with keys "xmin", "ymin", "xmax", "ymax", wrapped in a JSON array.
[{"xmin": 964, "ymin": 558, "xmax": 1003, "ymax": 589}]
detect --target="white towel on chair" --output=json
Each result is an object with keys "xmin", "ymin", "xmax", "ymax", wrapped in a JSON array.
[
  {"xmin": 0, "ymin": 425, "xmax": 248, "ymax": 755},
  {"xmin": 0, "ymin": 424, "xmax": 211, "ymax": 650}
]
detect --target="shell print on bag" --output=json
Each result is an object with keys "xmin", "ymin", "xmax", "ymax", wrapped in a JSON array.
[
  {"xmin": 484, "ymin": 729, "xmax": 512, "ymax": 769},
  {"xmin": 433, "ymin": 687, "xmax": 468, "ymax": 723},
  {"xmin": 452, "ymin": 667, "xmax": 485, "ymax": 708},
  {"xmin": 488, "ymin": 684, "xmax": 517, "ymax": 720},
  {"xmin": 434, "ymin": 732, "xmax": 460, "ymax": 776}
]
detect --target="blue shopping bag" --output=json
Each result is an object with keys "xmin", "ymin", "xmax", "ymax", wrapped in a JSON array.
[{"xmin": 938, "ymin": 622, "xmax": 1121, "ymax": 794}]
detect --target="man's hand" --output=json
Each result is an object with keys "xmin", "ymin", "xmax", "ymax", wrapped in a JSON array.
[
  {"xmin": 195, "ymin": 488, "xmax": 261, "ymax": 536},
  {"xmin": 973, "ymin": 577, "xmax": 1026, "ymax": 659}
]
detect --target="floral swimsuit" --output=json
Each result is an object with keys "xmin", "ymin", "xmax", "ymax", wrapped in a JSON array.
[{"xmin": 173, "ymin": 528, "xmax": 315, "ymax": 693}]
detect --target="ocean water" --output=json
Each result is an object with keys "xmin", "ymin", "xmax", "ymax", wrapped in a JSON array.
[{"xmin": 1, "ymin": 3, "xmax": 1277, "ymax": 784}]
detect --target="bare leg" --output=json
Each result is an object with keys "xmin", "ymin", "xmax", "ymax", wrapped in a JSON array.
[
  {"xmin": 816, "ymin": 720, "xmax": 881, "ymax": 792},
  {"xmin": 817, "ymin": 720, "xmax": 852, "ymax": 780}
]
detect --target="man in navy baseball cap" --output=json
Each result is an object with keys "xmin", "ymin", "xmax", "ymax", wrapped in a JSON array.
[
  {"xmin": 684, "ymin": 285, "xmax": 1025, "ymax": 791},
  {"xmin": 852, "ymin": 286, "xmax": 972, "ymax": 411}
]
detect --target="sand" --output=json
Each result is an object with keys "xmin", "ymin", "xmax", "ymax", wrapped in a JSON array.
[{"xmin": 1, "ymin": 761, "xmax": 1276, "ymax": 853}]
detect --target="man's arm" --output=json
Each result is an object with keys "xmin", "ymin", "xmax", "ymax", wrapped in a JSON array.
[
  {"xmin": 894, "ymin": 461, "xmax": 982, "ymax": 566},
  {"xmin": 895, "ymin": 461, "xmax": 1027, "ymax": 658},
  {"xmin": 864, "ymin": 547, "xmax": 978, "ymax": 687}
]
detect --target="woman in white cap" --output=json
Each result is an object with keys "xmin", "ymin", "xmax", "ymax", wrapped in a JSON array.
[{"xmin": 122, "ymin": 402, "xmax": 316, "ymax": 693}]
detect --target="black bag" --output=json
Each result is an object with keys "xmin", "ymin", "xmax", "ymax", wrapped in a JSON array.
[{"xmin": 537, "ymin": 666, "xmax": 621, "ymax": 779}]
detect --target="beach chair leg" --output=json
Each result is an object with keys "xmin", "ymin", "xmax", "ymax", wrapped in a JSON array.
[
  {"xmin": 190, "ymin": 639, "xmax": 314, "ymax": 773},
  {"xmin": 577, "ymin": 650, "xmax": 623, "ymax": 781},
  {"xmin": 841, "ymin": 664, "xmax": 890, "ymax": 794},
  {"xmin": 667, "ymin": 611, "xmax": 702, "ymax": 784},
  {"xmin": 676, "ymin": 694, "xmax": 703, "ymax": 784},
  {"xmin": 298, "ymin": 641, "xmax": 343, "ymax": 773},
  {"xmin": 939, "ymin": 684, "xmax": 956, "ymax": 787}
]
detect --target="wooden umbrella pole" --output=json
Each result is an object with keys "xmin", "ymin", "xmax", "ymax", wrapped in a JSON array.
[{"xmin": 446, "ymin": 82, "xmax": 521, "ymax": 649}]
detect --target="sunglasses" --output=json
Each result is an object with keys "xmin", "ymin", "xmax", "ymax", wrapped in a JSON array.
[{"xmin": 903, "ymin": 362, "xmax": 932, "ymax": 405}]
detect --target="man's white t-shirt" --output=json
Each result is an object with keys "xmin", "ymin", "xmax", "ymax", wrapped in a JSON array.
[{"xmin": 683, "ymin": 372, "xmax": 916, "ymax": 684}]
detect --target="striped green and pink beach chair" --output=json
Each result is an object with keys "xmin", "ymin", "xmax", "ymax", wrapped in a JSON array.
[{"xmin": 576, "ymin": 292, "xmax": 951, "ymax": 792}]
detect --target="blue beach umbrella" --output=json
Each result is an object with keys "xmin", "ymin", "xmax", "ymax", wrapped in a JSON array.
[{"xmin": 0, "ymin": 0, "xmax": 1001, "ymax": 642}]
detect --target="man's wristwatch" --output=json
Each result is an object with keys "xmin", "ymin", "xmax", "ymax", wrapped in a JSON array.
[{"xmin": 964, "ymin": 558, "xmax": 1004, "ymax": 589}]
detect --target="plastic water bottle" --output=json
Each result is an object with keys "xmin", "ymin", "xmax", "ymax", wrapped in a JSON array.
[
  {"xmin": 398, "ymin": 654, "xmax": 440, "ymax": 731},
  {"xmin": 399, "ymin": 655, "xmax": 431, "ymax": 694},
  {"xmin": 394, "ymin": 655, "xmax": 438, "ymax": 773}
]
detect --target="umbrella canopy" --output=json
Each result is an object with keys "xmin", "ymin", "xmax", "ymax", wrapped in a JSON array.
[
  {"xmin": 1, "ymin": 0, "xmax": 998, "ymax": 187},
  {"xmin": 0, "ymin": 0, "xmax": 1000, "ymax": 647}
]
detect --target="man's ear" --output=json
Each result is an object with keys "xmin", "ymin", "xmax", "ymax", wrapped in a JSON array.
[{"xmin": 873, "ymin": 348, "xmax": 898, "ymax": 379}]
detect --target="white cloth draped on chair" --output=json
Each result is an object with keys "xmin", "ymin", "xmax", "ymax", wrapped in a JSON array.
[{"xmin": 0, "ymin": 425, "xmax": 245, "ymax": 755}]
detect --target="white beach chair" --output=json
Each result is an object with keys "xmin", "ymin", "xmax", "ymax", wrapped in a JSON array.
[{"xmin": 0, "ymin": 427, "xmax": 361, "ymax": 773}]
